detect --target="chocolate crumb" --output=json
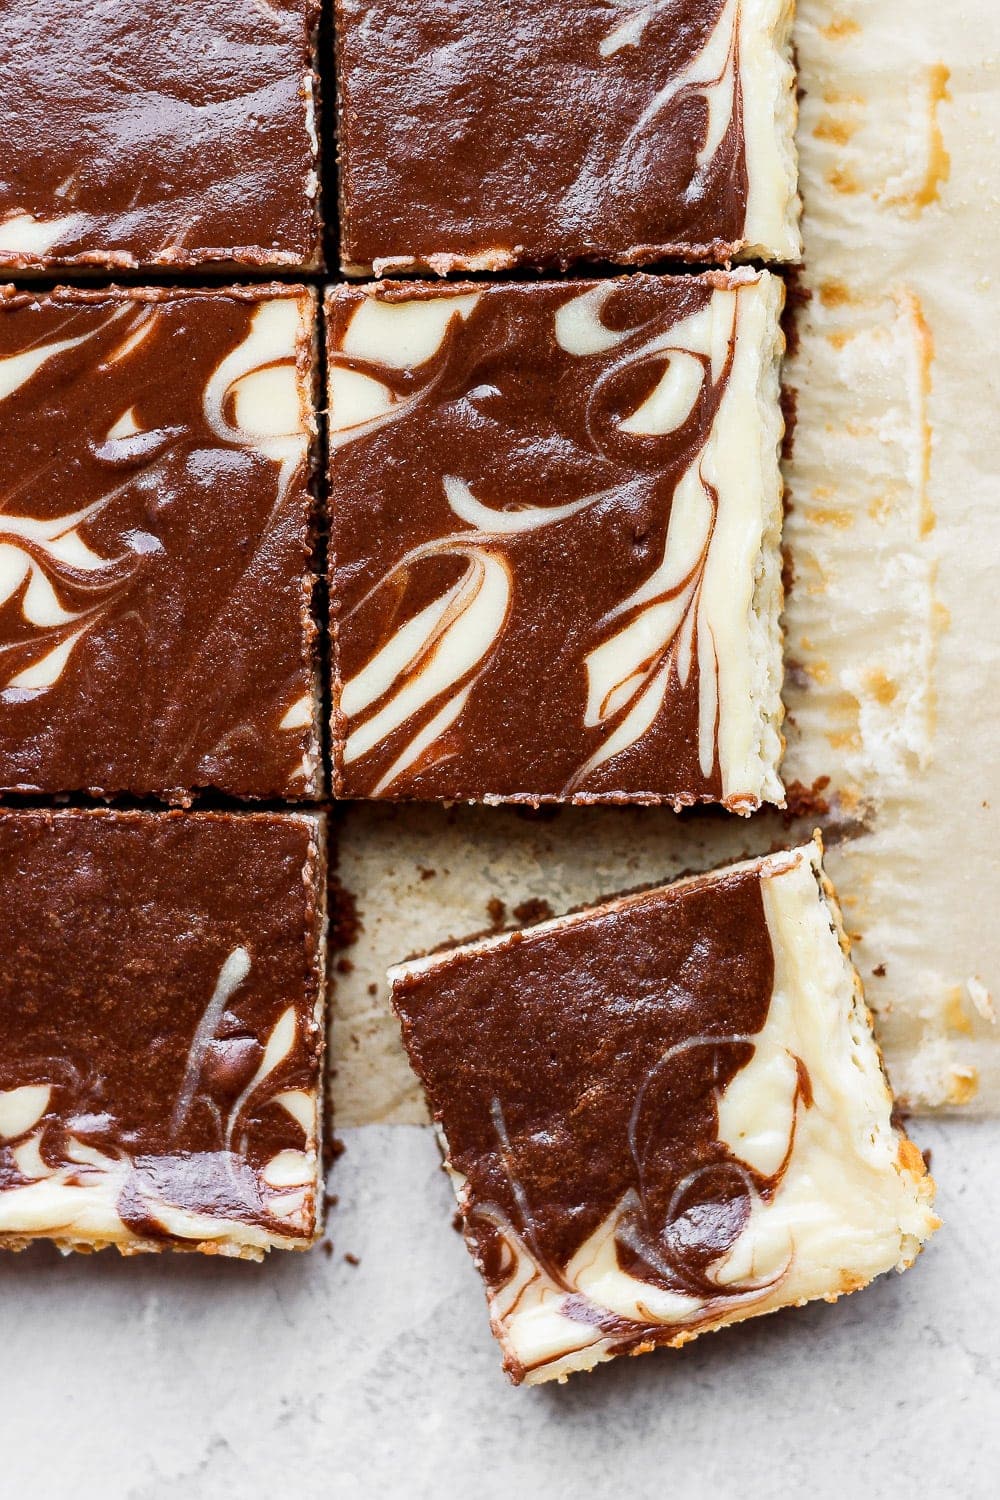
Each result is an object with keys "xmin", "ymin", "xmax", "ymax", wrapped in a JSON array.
[
  {"xmin": 486, "ymin": 896, "xmax": 507, "ymax": 927},
  {"xmin": 418, "ymin": 866, "xmax": 437, "ymax": 881},
  {"xmin": 323, "ymin": 1135, "xmax": 346, "ymax": 1173},
  {"xmin": 781, "ymin": 543, "xmax": 795, "ymax": 598},
  {"xmin": 367, "ymin": 981, "xmax": 378, "ymax": 996},
  {"xmin": 328, "ymin": 877, "xmax": 362, "ymax": 950},
  {"xmin": 872, "ymin": 963, "xmax": 887, "ymax": 978},
  {"xmin": 513, "ymin": 897, "xmax": 555, "ymax": 925},
  {"xmin": 321, "ymin": 1239, "xmax": 334, "ymax": 1259},
  {"xmin": 780, "ymin": 383, "xmax": 799, "ymax": 463},
  {"xmin": 344, "ymin": 1252, "xmax": 360, "ymax": 1266},
  {"xmin": 782, "ymin": 776, "xmax": 831, "ymax": 825},
  {"xmin": 452, "ymin": 1210, "xmax": 464, "ymax": 1234},
  {"xmin": 336, "ymin": 957, "xmax": 354, "ymax": 975},
  {"xmin": 781, "ymin": 267, "xmax": 811, "ymax": 361}
]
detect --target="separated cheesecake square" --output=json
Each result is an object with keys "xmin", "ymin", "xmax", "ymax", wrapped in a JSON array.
[
  {"xmin": 389, "ymin": 838, "xmax": 938, "ymax": 1385},
  {"xmin": 0, "ymin": 284, "xmax": 321, "ymax": 802},
  {"xmin": 328, "ymin": 271, "xmax": 786, "ymax": 810},
  {"xmin": 335, "ymin": 0, "xmax": 801, "ymax": 276},
  {"xmin": 0, "ymin": 809, "xmax": 327, "ymax": 1259},
  {"xmin": 0, "ymin": 1, "xmax": 322, "ymax": 273}
]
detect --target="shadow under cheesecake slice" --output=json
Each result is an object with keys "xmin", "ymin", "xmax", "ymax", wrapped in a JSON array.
[{"xmin": 388, "ymin": 836, "xmax": 938, "ymax": 1385}]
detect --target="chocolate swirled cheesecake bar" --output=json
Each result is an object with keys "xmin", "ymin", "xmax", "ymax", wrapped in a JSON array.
[
  {"xmin": 335, "ymin": 0, "xmax": 801, "ymax": 274},
  {"xmin": 0, "ymin": 284, "xmax": 322, "ymax": 802},
  {"xmin": 327, "ymin": 271, "xmax": 786, "ymax": 810},
  {"xmin": 0, "ymin": 1, "xmax": 322, "ymax": 273},
  {"xmin": 389, "ymin": 838, "xmax": 938, "ymax": 1385},
  {"xmin": 0, "ymin": 809, "xmax": 327, "ymax": 1258}
]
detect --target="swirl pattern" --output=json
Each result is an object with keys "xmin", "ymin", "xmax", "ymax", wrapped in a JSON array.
[
  {"xmin": 390, "ymin": 842, "xmax": 938, "ymax": 1384},
  {"xmin": 336, "ymin": 0, "xmax": 801, "ymax": 272},
  {"xmin": 0, "ymin": 286, "xmax": 319, "ymax": 799},
  {"xmin": 328, "ymin": 273, "xmax": 785, "ymax": 809},
  {"xmin": 0, "ymin": 810, "xmax": 324, "ymax": 1256}
]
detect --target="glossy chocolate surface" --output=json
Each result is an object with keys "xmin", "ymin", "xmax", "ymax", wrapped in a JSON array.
[
  {"xmin": 0, "ymin": 0, "xmax": 321, "ymax": 271},
  {"xmin": 393, "ymin": 865, "xmax": 790, "ymax": 1378},
  {"xmin": 328, "ymin": 275, "xmax": 774, "ymax": 805},
  {"xmin": 337, "ymin": 0, "xmax": 751, "ymax": 271},
  {"xmin": 0, "ymin": 810, "xmax": 324, "ymax": 1246},
  {"xmin": 0, "ymin": 285, "xmax": 319, "ymax": 801}
]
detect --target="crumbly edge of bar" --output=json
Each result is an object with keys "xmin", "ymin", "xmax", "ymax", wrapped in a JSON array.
[
  {"xmin": 734, "ymin": 0, "xmax": 803, "ymax": 263},
  {"xmin": 0, "ymin": 1232, "xmax": 309, "ymax": 1263},
  {"xmin": 299, "ymin": 287, "xmax": 326, "ymax": 799},
  {"xmin": 347, "ymin": 237, "xmax": 803, "ymax": 280},
  {"xmin": 0, "ymin": 281, "xmax": 318, "ymax": 312},
  {"xmin": 742, "ymin": 267, "xmax": 788, "ymax": 810},
  {"xmin": 0, "ymin": 807, "xmax": 329, "ymax": 1258},
  {"xmin": 302, "ymin": 0, "xmax": 324, "ymax": 271},
  {"xmin": 308, "ymin": 809, "xmax": 331, "ymax": 1245}
]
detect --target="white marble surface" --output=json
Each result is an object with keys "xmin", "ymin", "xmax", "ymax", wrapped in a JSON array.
[{"xmin": 2, "ymin": 1118, "xmax": 997, "ymax": 1498}]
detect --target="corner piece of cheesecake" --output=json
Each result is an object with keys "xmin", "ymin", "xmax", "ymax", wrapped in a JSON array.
[
  {"xmin": 328, "ymin": 270, "xmax": 786, "ymax": 811},
  {"xmin": 0, "ymin": 809, "xmax": 327, "ymax": 1259},
  {"xmin": 388, "ymin": 836, "xmax": 938, "ymax": 1385},
  {"xmin": 0, "ymin": 1, "xmax": 322, "ymax": 273},
  {"xmin": 335, "ymin": 0, "xmax": 801, "ymax": 275}
]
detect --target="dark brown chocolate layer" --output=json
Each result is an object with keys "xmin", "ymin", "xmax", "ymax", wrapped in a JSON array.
[
  {"xmin": 0, "ymin": 809, "xmax": 324, "ymax": 1245},
  {"xmin": 0, "ymin": 285, "xmax": 319, "ymax": 801},
  {"xmin": 328, "ymin": 276, "xmax": 739, "ymax": 804},
  {"xmin": 0, "ymin": 1, "xmax": 321, "ymax": 271},
  {"xmin": 336, "ymin": 0, "xmax": 749, "ymax": 271},
  {"xmin": 392, "ymin": 865, "xmax": 794, "ymax": 1380}
]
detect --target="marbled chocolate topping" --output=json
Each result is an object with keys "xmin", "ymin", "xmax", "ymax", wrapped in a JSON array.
[
  {"xmin": 0, "ymin": 285, "xmax": 319, "ymax": 801},
  {"xmin": 0, "ymin": 0, "xmax": 321, "ymax": 271},
  {"xmin": 0, "ymin": 810, "xmax": 324, "ymax": 1246},
  {"xmin": 328, "ymin": 274, "xmax": 777, "ymax": 806},
  {"xmin": 337, "ymin": 0, "xmax": 751, "ymax": 272},
  {"xmin": 392, "ymin": 865, "xmax": 799, "ymax": 1380}
]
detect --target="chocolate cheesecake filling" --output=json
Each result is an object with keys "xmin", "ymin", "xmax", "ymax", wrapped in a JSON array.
[
  {"xmin": 390, "ymin": 844, "xmax": 939, "ymax": 1385},
  {"xmin": 394, "ymin": 866, "xmax": 794, "ymax": 1374},
  {"xmin": 329, "ymin": 273, "xmax": 785, "ymax": 806},
  {"xmin": 0, "ymin": 286, "xmax": 319, "ymax": 801},
  {"xmin": 337, "ymin": 0, "xmax": 753, "ymax": 271},
  {"xmin": 0, "ymin": 810, "xmax": 324, "ymax": 1247},
  {"xmin": 0, "ymin": 0, "xmax": 321, "ymax": 270}
]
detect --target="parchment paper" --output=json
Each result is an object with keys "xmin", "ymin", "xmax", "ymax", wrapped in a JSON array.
[{"xmin": 330, "ymin": 0, "xmax": 1000, "ymax": 1123}]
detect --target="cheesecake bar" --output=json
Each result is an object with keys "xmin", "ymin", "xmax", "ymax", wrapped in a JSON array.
[
  {"xmin": 389, "ymin": 838, "xmax": 938, "ymax": 1385},
  {"xmin": 0, "ymin": 284, "xmax": 321, "ymax": 801},
  {"xmin": 0, "ymin": 1, "xmax": 322, "ymax": 272},
  {"xmin": 327, "ymin": 271, "xmax": 786, "ymax": 810},
  {"xmin": 335, "ymin": 0, "xmax": 801, "ymax": 275},
  {"xmin": 0, "ymin": 809, "xmax": 327, "ymax": 1258}
]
